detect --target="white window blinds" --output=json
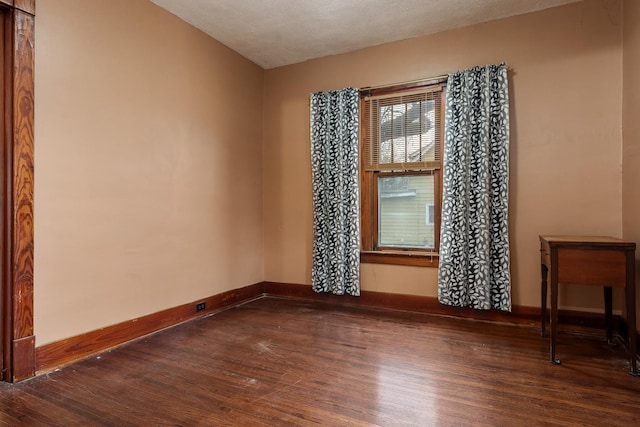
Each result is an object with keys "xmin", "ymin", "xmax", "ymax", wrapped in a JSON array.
[{"xmin": 363, "ymin": 86, "xmax": 443, "ymax": 172}]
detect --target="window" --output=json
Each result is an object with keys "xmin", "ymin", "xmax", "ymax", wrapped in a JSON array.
[
  {"xmin": 425, "ymin": 203, "xmax": 435, "ymax": 226},
  {"xmin": 360, "ymin": 79, "xmax": 446, "ymax": 267}
]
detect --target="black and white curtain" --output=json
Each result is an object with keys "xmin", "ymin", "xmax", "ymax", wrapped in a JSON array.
[
  {"xmin": 438, "ymin": 63, "xmax": 511, "ymax": 311},
  {"xmin": 309, "ymin": 88, "xmax": 360, "ymax": 296}
]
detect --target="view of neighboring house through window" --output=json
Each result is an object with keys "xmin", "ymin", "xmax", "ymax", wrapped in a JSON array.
[{"xmin": 360, "ymin": 80, "xmax": 445, "ymax": 265}]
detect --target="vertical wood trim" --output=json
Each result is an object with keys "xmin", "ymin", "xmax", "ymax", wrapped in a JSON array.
[
  {"xmin": 12, "ymin": 334, "xmax": 33, "ymax": 378},
  {"xmin": 14, "ymin": 1, "xmax": 34, "ymax": 15},
  {"xmin": 11, "ymin": 8, "xmax": 34, "ymax": 341},
  {"xmin": 0, "ymin": 5, "xmax": 8, "ymax": 383},
  {"xmin": 1, "ymin": 2, "xmax": 34, "ymax": 383}
]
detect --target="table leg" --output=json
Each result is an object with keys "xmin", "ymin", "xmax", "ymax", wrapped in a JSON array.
[
  {"xmin": 550, "ymin": 257, "xmax": 560, "ymax": 365},
  {"xmin": 604, "ymin": 286, "xmax": 613, "ymax": 345},
  {"xmin": 541, "ymin": 263, "xmax": 548, "ymax": 337},
  {"xmin": 626, "ymin": 253, "xmax": 637, "ymax": 376}
]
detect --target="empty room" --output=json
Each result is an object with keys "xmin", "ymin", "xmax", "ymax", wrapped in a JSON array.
[{"xmin": 1, "ymin": 0, "xmax": 640, "ymax": 425}]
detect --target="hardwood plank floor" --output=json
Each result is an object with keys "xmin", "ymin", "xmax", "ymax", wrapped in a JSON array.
[{"xmin": 1, "ymin": 297, "xmax": 639, "ymax": 426}]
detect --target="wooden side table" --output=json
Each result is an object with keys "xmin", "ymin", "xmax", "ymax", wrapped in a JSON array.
[{"xmin": 539, "ymin": 235, "xmax": 637, "ymax": 375}]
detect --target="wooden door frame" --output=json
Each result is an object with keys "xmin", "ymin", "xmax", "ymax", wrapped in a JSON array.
[{"xmin": 1, "ymin": 0, "xmax": 34, "ymax": 383}]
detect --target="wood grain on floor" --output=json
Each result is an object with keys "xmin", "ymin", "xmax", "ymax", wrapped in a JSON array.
[{"xmin": 1, "ymin": 297, "xmax": 639, "ymax": 426}]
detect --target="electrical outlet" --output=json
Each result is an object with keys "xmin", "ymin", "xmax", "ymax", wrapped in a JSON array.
[{"xmin": 196, "ymin": 302, "xmax": 206, "ymax": 312}]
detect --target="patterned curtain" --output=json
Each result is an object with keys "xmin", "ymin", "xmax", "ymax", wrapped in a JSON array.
[
  {"xmin": 309, "ymin": 88, "xmax": 360, "ymax": 296},
  {"xmin": 438, "ymin": 63, "xmax": 511, "ymax": 311}
]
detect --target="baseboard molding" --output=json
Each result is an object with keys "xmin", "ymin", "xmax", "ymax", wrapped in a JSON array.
[
  {"xmin": 262, "ymin": 281, "xmax": 622, "ymax": 331},
  {"xmin": 35, "ymin": 283, "xmax": 264, "ymax": 373},
  {"xmin": 35, "ymin": 280, "xmax": 631, "ymax": 374}
]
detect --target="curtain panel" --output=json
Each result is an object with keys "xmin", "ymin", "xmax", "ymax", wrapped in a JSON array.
[
  {"xmin": 309, "ymin": 88, "xmax": 360, "ymax": 296},
  {"xmin": 438, "ymin": 63, "xmax": 511, "ymax": 311}
]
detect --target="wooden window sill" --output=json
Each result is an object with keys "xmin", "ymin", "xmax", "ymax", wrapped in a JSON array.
[{"xmin": 360, "ymin": 251, "xmax": 439, "ymax": 267}]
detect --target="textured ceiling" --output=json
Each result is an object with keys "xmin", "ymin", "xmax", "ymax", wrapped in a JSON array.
[{"xmin": 149, "ymin": 0, "xmax": 582, "ymax": 69}]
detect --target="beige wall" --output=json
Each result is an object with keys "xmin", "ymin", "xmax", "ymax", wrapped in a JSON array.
[
  {"xmin": 264, "ymin": 0, "xmax": 624, "ymax": 310},
  {"xmin": 34, "ymin": 0, "xmax": 264, "ymax": 345},
  {"xmin": 33, "ymin": 0, "xmax": 630, "ymax": 347},
  {"xmin": 623, "ymin": 0, "xmax": 640, "ymax": 329}
]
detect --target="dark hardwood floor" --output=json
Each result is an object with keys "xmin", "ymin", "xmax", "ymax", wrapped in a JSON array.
[{"xmin": 1, "ymin": 297, "xmax": 639, "ymax": 426}]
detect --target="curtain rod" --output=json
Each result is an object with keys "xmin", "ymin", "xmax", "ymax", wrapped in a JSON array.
[
  {"xmin": 360, "ymin": 66, "xmax": 512, "ymax": 91},
  {"xmin": 360, "ymin": 75, "xmax": 448, "ymax": 91}
]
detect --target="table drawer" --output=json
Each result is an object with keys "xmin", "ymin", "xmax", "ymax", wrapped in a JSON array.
[{"xmin": 557, "ymin": 248, "xmax": 626, "ymax": 287}]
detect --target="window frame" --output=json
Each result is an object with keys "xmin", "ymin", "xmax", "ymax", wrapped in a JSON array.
[{"xmin": 360, "ymin": 79, "xmax": 446, "ymax": 267}]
